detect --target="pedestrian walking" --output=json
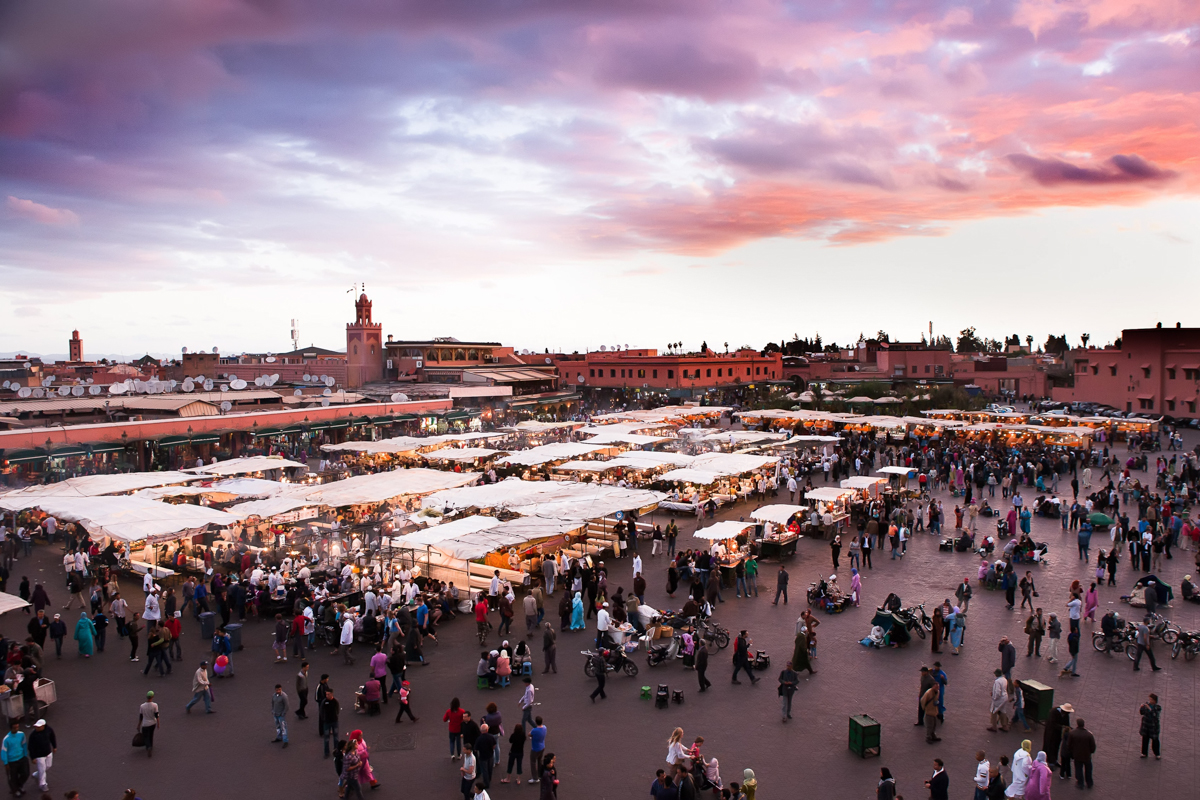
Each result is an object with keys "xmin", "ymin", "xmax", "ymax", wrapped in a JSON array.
[
  {"xmin": 271, "ymin": 684, "xmax": 290, "ymax": 748},
  {"xmin": 695, "ymin": 639, "xmax": 712, "ymax": 692},
  {"xmin": 321, "ymin": 688, "xmax": 340, "ymax": 759},
  {"xmin": 916, "ymin": 666, "xmax": 935, "ymax": 727},
  {"xmin": 998, "ymin": 637, "xmax": 1016, "ymax": 679},
  {"xmin": 460, "ymin": 742, "xmax": 478, "ymax": 800},
  {"xmin": 778, "ymin": 662, "xmax": 798, "ymax": 722},
  {"xmin": 972, "ymin": 751, "xmax": 990, "ymax": 800},
  {"xmin": 772, "ymin": 566, "xmax": 788, "ymax": 605},
  {"xmin": 1139, "ymin": 693, "xmax": 1161, "ymax": 759},
  {"xmin": 46, "ymin": 614, "xmax": 65, "ymax": 658},
  {"xmin": 541, "ymin": 623, "xmax": 557, "ymax": 674},
  {"xmin": 988, "ymin": 669, "xmax": 1011, "ymax": 732},
  {"xmin": 1060, "ymin": 628, "xmax": 1080, "ymax": 677},
  {"xmin": 185, "ymin": 661, "xmax": 213, "ymax": 714},
  {"xmin": 136, "ymin": 691, "xmax": 159, "ymax": 758},
  {"xmin": 1044, "ymin": 613, "xmax": 1061, "ymax": 664},
  {"xmin": 1067, "ymin": 719, "xmax": 1096, "ymax": 789},
  {"xmin": 395, "ymin": 681, "xmax": 418, "ymax": 722},
  {"xmin": 1132, "ymin": 617, "xmax": 1162, "ymax": 671},
  {"xmin": 26, "ymin": 719, "xmax": 54, "ymax": 793},
  {"xmin": 501, "ymin": 723, "xmax": 525, "ymax": 784},
  {"xmin": 730, "ymin": 630, "xmax": 758, "ymax": 684},
  {"xmin": 519, "ymin": 677, "xmax": 535, "ymax": 730},
  {"xmin": 589, "ymin": 651, "xmax": 607, "ymax": 702},
  {"xmin": 925, "ymin": 758, "xmax": 948, "ymax": 800},
  {"xmin": 295, "ymin": 661, "xmax": 310, "ymax": 719},
  {"xmin": 528, "ymin": 717, "xmax": 546, "ymax": 784},
  {"xmin": 1024, "ymin": 608, "xmax": 1044, "ymax": 657},
  {"xmin": 2, "ymin": 720, "xmax": 28, "ymax": 797},
  {"xmin": 921, "ymin": 682, "xmax": 941, "ymax": 743}
]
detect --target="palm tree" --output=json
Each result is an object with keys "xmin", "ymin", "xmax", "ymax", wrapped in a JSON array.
[
  {"xmin": 1025, "ymin": 335, "xmax": 1033, "ymax": 352},
  {"xmin": 1081, "ymin": 333, "xmax": 1090, "ymax": 348}
]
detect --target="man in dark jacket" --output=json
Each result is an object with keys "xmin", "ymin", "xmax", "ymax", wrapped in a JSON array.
[
  {"xmin": 997, "ymin": 637, "xmax": 1016, "ymax": 679},
  {"xmin": 28, "ymin": 719, "xmax": 55, "ymax": 792},
  {"xmin": 924, "ymin": 758, "xmax": 949, "ymax": 800},
  {"xmin": 695, "ymin": 640, "xmax": 711, "ymax": 693},
  {"xmin": 730, "ymin": 631, "xmax": 758, "ymax": 685},
  {"xmin": 773, "ymin": 567, "xmax": 789, "ymax": 605},
  {"xmin": 1139, "ymin": 693, "xmax": 1161, "ymax": 759},
  {"xmin": 1067, "ymin": 719, "xmax": 1096, "ymax": 788},
  {"xmin": 474, "ymin": 723, "xmax": 496, "ymax": 788}
]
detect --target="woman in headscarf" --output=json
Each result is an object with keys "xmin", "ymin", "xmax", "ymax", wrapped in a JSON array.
[
  {"xmin": 1006, "ymin": 507, "xmax": 1018, "ymax": 539},
  {"xmin": 1006, "ymin": 740, "xmax": 1032, "ymax": 798},
  {"xmin": 569, "ymin": 592, "xmax": 584, "ymax": 631},
  {"xmin": 557, "ymin": 591, "xmax": 571, "ymax": 632},
  {"xmin": 1025, "ymin": 751, "xmax": 1052, "ymax": 800},
  {"xmin": 791, "ymin": 628, "xmax": 815, "ymax": 675},
  {"xmin": 930, "ymin": 605, "xmax": 944, "ymax": 653},
  {"xmin": 31, "ymin": 582, "xmax": 50, "ymax": 614},
  {"xmin": 73, "ymin": 611, "xmax": 97, "ymax": 657},
  {"xmin": 666, "ymin": 563, "xmax": 679, "ymax": 598},
  {"xmin": 1083, "ymin": 582, "xmax": 1099, "ymax": 625},
  {"xmin": 742, "ymin": 768, "xmax": 757, "ymax": 800},
  {"xmin": 348, "ymin": 729, "xmax": 379, "ymax": 789},
  {"xmin": 947, "ymin": 607, "xmax": 965, "ymax": 655},
  {"xmin": 850, "ymin": 568, "xmax": 862, "ymax": 608}
]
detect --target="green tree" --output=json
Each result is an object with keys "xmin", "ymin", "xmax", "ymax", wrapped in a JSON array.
[
  {"xmin": 1043, "ymin": 334, "xmax": 1070, "ymax": 355},
  {"xmin": 957, "ymin": 327, "xmax": 984, "ymax": 353}
]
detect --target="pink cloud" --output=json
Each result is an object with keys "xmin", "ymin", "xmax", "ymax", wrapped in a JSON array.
[{"xmin": 6, "ymin": 195, "xmax": 80, "ymax": 225}]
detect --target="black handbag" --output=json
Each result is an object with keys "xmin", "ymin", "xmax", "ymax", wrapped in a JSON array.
[{"xmin": 132, "ymin": 731, "xmax": 145, "ymax": 747}]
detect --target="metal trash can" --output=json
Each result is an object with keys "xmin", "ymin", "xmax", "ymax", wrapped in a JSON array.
[
  {"xmin": 1018, "ymin": 680, "xmax": 1054, "ymax": 724},
  {"xmin": 226, "ymin": 623, "xmax": 244, "ymax": 651},
  {"xmin": 198, "ymin": 611, "xmax": 216, "ymax": 641},
  {"xmin": 849, "ymin": 714, "xmax": 881, "ymax": 758}
]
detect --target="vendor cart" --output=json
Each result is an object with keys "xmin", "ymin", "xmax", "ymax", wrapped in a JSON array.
[{"xmin": 0, "ymin": 679, "xmax": 56, "ymax": 724}]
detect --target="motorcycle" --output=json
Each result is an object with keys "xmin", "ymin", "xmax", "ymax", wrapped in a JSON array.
[
  {"xmin": 1092, "ymin": 624, "xmax": 1135, "ymax": 655},
  {"xmin": 895, "ymin": 603, "xmax": 933, "ymax": 640},
  {"xmin": 582, "ymin": 647, "xmax": 639, "ymax": 678},
  {"xmin": 642, "ymin": 633, "xmax": 682, "ymax": 667},
  {"xmin": 1171, "ymin": 630, "xmax": 1200, "ymax": 662},
  {"xmin": 1146, "ymin": 613, "xmax": 1180, "ymax": 645}
]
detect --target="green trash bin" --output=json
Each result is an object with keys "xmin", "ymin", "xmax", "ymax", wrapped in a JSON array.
[
  {"xmin": 849, "ymin": 714, "xmax": 881, "ymax": 758},
  {"xmin": 1018, "ymin": 680, "xmax": 1054, "ymax": 725}
]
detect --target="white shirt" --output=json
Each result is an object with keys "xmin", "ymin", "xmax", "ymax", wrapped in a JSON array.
[
  {"xmin": 64, "ymin": 554, "xmax": 75, "ymax": 573},
  {"xmin": 489, "ymin": 576, "xmax": 500, "ymax": 596},
  {"xmin": 340, "ymin": 617, "xmax": 355, "ymax": 645},
  {"xmin": 142, "ymin": 572, "xmax": 154, "ymax": 592},
  {"xmin": 632, "ymin": 555, "xmax": 642, "ymax": 576},
  {"xmin": 75, "ymin": 552, "xmax": 86, "ymax": 572},
  {"xmin": 1006, "ymin": 748, "xmax": 1031, "ymax": 796},
  {"xmin": 596, "ymin": 608, "xmax": 610, "ymax": 632},
  {"xmin": 144, "ymin": 594, "xmax": 161, "ymax": 621}
]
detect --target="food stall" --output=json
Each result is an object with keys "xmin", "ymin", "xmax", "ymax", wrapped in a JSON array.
[
  {"xmin": 749, "ymin": 504, "xmax": 806, "ymax": 559},
  {"xmin": 876, "ymin": 466, "xmax": 918, "ymax": 495},
  {"xmin": 694, "ymin": 520, "xmax": 755, "ymax": 586},
  {"xmin": 801, "ymin": 486, "xmax": 853, "ymax": 538}
]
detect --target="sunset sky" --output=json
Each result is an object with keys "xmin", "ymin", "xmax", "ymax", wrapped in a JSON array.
[{"xmin": 2, "ymin": 0, "xmax": 1197, "ymax": 357}]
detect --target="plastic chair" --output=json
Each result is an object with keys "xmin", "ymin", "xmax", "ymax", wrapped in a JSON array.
[
  {"xmin": 640, "ymin": 686, "xmax": 652, "ymax": 699},
  {"xmin": 477, "ymin": 676, "xmax": 490, "ymax": 690}
]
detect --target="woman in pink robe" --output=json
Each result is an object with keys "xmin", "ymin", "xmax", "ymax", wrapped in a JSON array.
[
  {"xmin": 1025, "ymin": 750, "xmax": 1052, "ymax": 800},
  {"xmin": 1083, "ymin": 583, "xmax": 1099, "ymax": 624}
]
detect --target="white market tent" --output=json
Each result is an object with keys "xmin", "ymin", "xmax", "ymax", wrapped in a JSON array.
[
  {"xmin": 133, "ymin": 477, "xmax": 289, "ymax": 501},
  {"xmin": 694, "ymin": 520, "xmax": 754, "ymax": 540},
  {"xmin": 787, "ymin": 435, "xmax": 842, "ymax": 443},
  {"xmin": 805, "ymin": 487, "xmax": 855, "ymax": 503},
  {"xmin": 581, "ymin": 431, "xmax": 673, "ymax": 446},
  {"xmin": 690, "ymin": 452, "xmax": 778, "ymax": 474},
  {"xmin": 658, "ymin": 468, "xmax": 724, "ymax": 485},
  {"xmin": 11, "ymin": 496, "xmax": 238, "ymax": 542},
  {"xmin": 434, "ymin": 517, "xmax": 585, "ymax": 561},
  {"xmin": 877, "ymin": 466, "xmax": 917, "ymax": 476},
  {"xmin": 841, "ymin": 476, "xmax": 887, "ymax": 490},
  {"xmin": 699, "ymin": 431, "xmax": 789, "ymax": 444},
  {"xmin": 421, "ymin": 479, "xmax": 663, "ymax": 522},
  {"xmin": 320, "ymin": 437, "xmax": 428, "ymax": 455},
  {"xmin": 750, "ymin": 504, "xmax": 809, "ymax": 525},
  {"xmin": 496, "ymin": 442, "xmax": 611, "ymax": 467},
  {"xmin": 0, "ymin": 592, "xmax": 31, "ymax": 615},
  {"xmin": 392, "ymin": 515, "xmax": 503, "ymax": 547},
  {"xmin": 296, "ymin": 469, "xmax": 478, "ymax": 508},
  {"xmin": 187, "ymin": 456, "xmax": 308, "ymax": 476},
  {"xmin": 424, "ymin": 447, "xmax": 504, "ymax": 462},
  {"xmin": 225, "ymin": 497, "xmax": 319, "ymax": 520},
  {"xmin": 423, "ymin": 479, "xmax": 551, "ymax": 511},
  {"xmin": 0, "ymin": 471, "xmax": 201, "ymax": 509}
]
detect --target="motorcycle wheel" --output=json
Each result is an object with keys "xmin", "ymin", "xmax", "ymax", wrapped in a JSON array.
[
  {"xmin": 623, "ymin": 660, "xmax": 639, "ymax": 677},
  {"xmin": 584, "ymin": 660, "xmax": 596, "ymax": 678},
  {"xmin": 1186, "ymin": 645, "xmax": 1197, "ymax": 662},
  {"xmin": 1161, "ymin": 628, "xmax": 1179, "ymax": 645},
  {"xmin": 1172, "ymin": 640, "xmax": 1182, "ymax": 660},
  {"xmin": 1090, "ymin": 634, "xmax": 1107, "ymax": 653},
  {"xmin": 1125, "ymin": 642, "xmax": 1139, "ymax": 661},
  {"xmin": 913, "ymin": 622, "xmax": 926, "ymax": 640},
  {"xmin": 713, "ymin": 631, "xmax": 730, "ymax": 650},
  {"xmin": 921, "ymin": 615, "xmax": 933, "ymax": 632}
]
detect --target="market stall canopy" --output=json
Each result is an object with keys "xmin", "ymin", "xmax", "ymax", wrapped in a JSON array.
[
  {"xmin": 750, "ymin": 505, "xmax": 809, "ymax": 525},
  {"xmin": 423, "ymin": 478, "xmax": 556, "ymax": 511},
  {"xmin": 690, "ymin": 452, "xmax": 778, "ymax": 475},
  {"xmin": 699, "ymin": 431, "xmax": 789, "ymax": 444},
  {"xmin": 505, "ymin": 421, "xmax": 583, "ymax": 433},
  {"xmin": 422, "ymin": 479, "xmax": 663, "ymax": 522},
  {"xmin": 657, "ymin": 468, "xmax": 724, "ymax": 485},
  {"xmin": 0, "ymin": 592, "xmax": 31, "ymax": 615},
  {"xmin": 876, "ymin": 466, "xmax": 917, "ymax": 476},
  {"xmin": 694, "ymin": 520, "xmax": 755, "ymax": 540},
  {"xmin": 424, "ymin": 447, "xmax": 504, "ymax": 462},
  {"xmin": 296, "ymin": 468, "xmax": 478, "ymax": 508},
  {"xmin": 805, "ymin": 487, "xmax": 855, "ymax": 503},
  {"xmin": 496, "ymin": 442, "xmax": 611, "ymax": 467},
  {"xmin": 841, "ymin": 476, "xmax": 887, "ymax": 489},
  {"xmin": 186, "ymin": 456, "xmax": 307, "ymax": 476},
  {"xmin": 0, "ymin": 471, "xmax": 201, "ymax": 509},
  {"xmin": 392, "ymin": 515, "xmax": 503, "ymax": 547},
  {"xmin": 1089, "ymin": 512, "xmax": 1114, "ymax": 527},
  {"xmin": 787, "ymin": 435, "xmax": 843, "ymax": 443},
  {"xmin": 581, "ymin": 431, "xmax": 673, "ymax": 446},
  {"xmin": 225, "ymin": 497, "xmax": 320, "ymax": 520},
  {"xmin": 434, "ymin": 517, "xmax": 585, "ymax": 561},
  {"xmin": 10, "ymin": 496, "xmax": 237, "ymax": 542}
]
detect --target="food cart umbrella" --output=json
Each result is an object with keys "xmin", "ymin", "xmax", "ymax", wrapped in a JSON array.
[{"xmin": 1089, "ymin": 512, "xmax": 1114, "ymax": 527}]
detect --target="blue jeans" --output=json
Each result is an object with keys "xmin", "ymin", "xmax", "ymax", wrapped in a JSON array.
[
  {"xmin": 668, "ymin": 538, "xmax": 676, "ymax": 556},
  {"xmin": 746, "ymin": 575, "xmax": 758, "ymax": 596},
  {"xmin": 736, "ymin": 577, "xmax": 748, "ymax": 597},
  {"xmin": 849, "ymin": 553, "xmax": 859, "ymax": 569},
  {"xmin": 389, "ymin": 671, "xmax": 405, "ymax": 695},
  {"xmin": 1064, "ymin": 654, "xmax": 1078, "ymax": 673},
  {"xmin": 186, "ymin": 690, "xmax": 211, "ymax": 712},
  {"xmin": 449, "ymin": 731, "xmax": 462, "ymax": 757},
  {"xmin": 274, "ymin": 713, "xmax": 288, "ymax": 743}
]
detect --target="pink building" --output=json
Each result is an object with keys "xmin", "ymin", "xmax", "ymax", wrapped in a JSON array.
[{"xmin": 1053, "ymin": 324, "xmax": 1200, "ymax": 417}]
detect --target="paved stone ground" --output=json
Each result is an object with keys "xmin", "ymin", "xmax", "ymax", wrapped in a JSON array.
[{"xmin": 4, "ymin": 434, "xmax": 1199, "ymax": 799}]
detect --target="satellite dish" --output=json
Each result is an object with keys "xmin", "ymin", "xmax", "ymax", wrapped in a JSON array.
[
  {"xmin": 231, "ymin": 379, "xmax": 247, "ymax": 390},
  {"xmin": 293, "ymin": 389, "xmax": 303, "ymax": 397},
  {"xmin": 324, "ymin": 376, "xmax": 335, "ymax": 387},
  {"xmin": 71, "ymin": 386, "xmax": 84, "ymax": 397},
  {"xmin": 254, "ymin": 376, "xmax": 264, "ymax": 386},
  {"xmin": 86, "ymin": 378, "xmax": 94, "ymax": 384},
  {"xmin": 322, "ymin": 388, "xmax": 332, "ymax": 397},
  {"xmin": 624, "ymin": 344, "xmax": 629, "ymax": 349},
  {"xmin": 41, "ymin": 378, "xmax": 52, "ymax": 387},
  {"xmin": 220, "ymin": 401, "xmax": 232, "ymax": 412},
  {"xmin": 265, "ymin": 356, "xmax": 276, "ymax": 363},
  {"xmin": 182, "ymin": 380, "xmax": 194, "ymax": 392},
  {"xmin": 17, "ymin": 387, "xmax": 31, "ymax": 398},
  {"xmin": 1, "ymin": 380, "xmax": 8, "ymax": 389},
  {"xmin": 33, "ymin": 388, "xmax": 44, "ymax": 398},
  {"xmin": 132, "ymin": 380, "xmax": 144, "ymax": 393},
  {"xmin": 109, "ymin": 383, "xmax": 126, "ymax": 395},
  {"xmin": 303, "ymin": 374, "xmax": 311, "ymax": 382},
  {"xmin": 57, "ymin": 386, "xmax": 70, "ymax": 396},
  {"xmin": 271, "ymin": 373, "xmax": 279, "ymax": 383},
  {"xmin": 203, "ymin": 380, "xmax": 213, "ymax": 391},
  {"xmin": 220, "ymin": 384, "xmax": 229, "ymax": 392},
  {"xmin": 168, "ymin": 380, "xmax": 177, "ymax": 390},
  {"xmin": 577, "ymin": 375, "xmax": 585, "ymax": 383},
  {"xmin": 182, "ymin": 346, "xmax": 188, "ymax": 354},
  {"xmin": 321, "ymin": 399, "xmax": 330, "ymax": 407},
  {"xmin": 212, "ymin": 347, "xmax": 218, "ymax": 354},
  {"xmin": 88, "ymin": 386, "xmax": 101, "ymax": 395},
  {"xmin": 599, "ymin": 345, "xmax": 607, "ymax": 352},
  {"xmin": 196, "ymin": 375, "xmax": 205, "ymax": 382},
  {"xmin": 545, "ymin": 357, "xmax": 551, "ymax": 364},
  {"xmin": 390, "ymin": 392, "xmax": 409, "ymax": 402}
]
